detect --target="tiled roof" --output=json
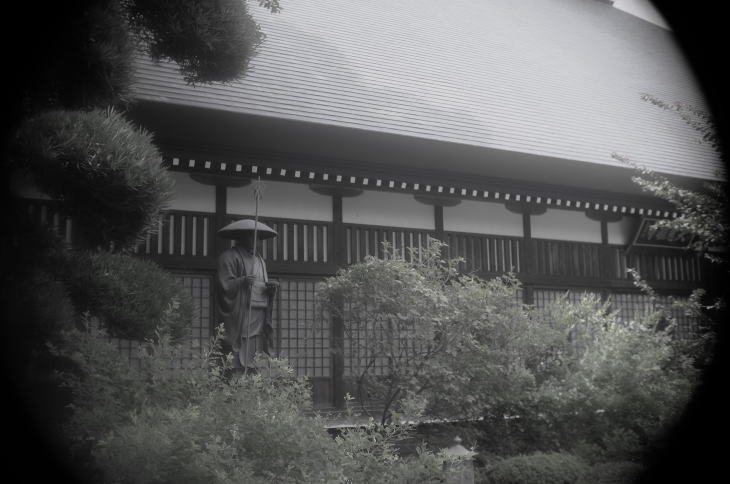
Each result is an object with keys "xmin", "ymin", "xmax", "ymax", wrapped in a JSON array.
[{"xmin": 131, "ymin": 0, "xmax": 724, "ymax": 182}]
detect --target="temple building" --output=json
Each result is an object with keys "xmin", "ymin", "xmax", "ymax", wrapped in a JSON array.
[{"xmin": 18, "ymin": 0, "xmax": 725, "ymax": 407}]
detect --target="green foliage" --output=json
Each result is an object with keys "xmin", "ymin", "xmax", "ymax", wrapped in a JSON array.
[
  {"xmin": 614, "ymin": 152, "xmax": 727, "ymax": 263},
  {"xmin": 10, "ymin": 0, "xmax": 277, "ymax": 118},
  {"xmin": 626, "ymin": 268, "xmax": 717, "ymax": 366},
  {"xmin": 483, "ymin": 452, "xmax": 589, "ymax": 484},
  {"xmin": 336, "ymin": 423, "xmax": 451, "ymax": 483},
  {"xmin": 527, "ymin": 294, "xmax": 698, "ymax": 460},
  {"xmin": 319, "ymin": 241, "xmax": 699, "ymax": 464},
  {"xmin": 575, "ymin": 461, "xmax": 643, "ymax": 484},
  {"xmin": 62, "ymin": 251, "xmax": 193, "ymax": 341},
  {"xmin": 12, "ymin": 108, "xmax": 174, "ymax": 248},
  {"xmin": 317, "ymin": 240, "xmax": 539, "ymax": 423},
  {"xmin": 14, "ymin": 267, "xmax": 76, "ymax": 354},
  {"xmin": 640, "ymin": 93, "xmax": 720, "ymax": 151},
  {"xmin": 52, "ymin": 321, "xmax": 340, "ymax": 482},
  {"xmin": 6, "ymin": 2, "xmax": 280, "ymax": 480},
  {"xmin": 612, "ymin": 94, "xmax": 727, "ymax": 264},
  {"xmin": 127, "ymin": 0, "xmax": 277, "ymax": 84},
  {"xmin": 50, "ymin": 322, "xmax": 450, "ymax": 483},
  {"xmin": 11, "ymin": 0, "xmax": 136, "ymax": 114}
]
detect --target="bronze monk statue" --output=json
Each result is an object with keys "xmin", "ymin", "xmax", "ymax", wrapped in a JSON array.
[{"xmin": 215, "ymin": 219, "xmax": 278, "ymax": 375}]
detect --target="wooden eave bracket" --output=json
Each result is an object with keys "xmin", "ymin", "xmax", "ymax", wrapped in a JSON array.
[
  {"xmin": 504, "ymin": 201, "xmax": 547, "ymax": 215},
  {"xmin": 308, "ymin": 184, "xmax": 364, "ymax": 198},
  {"xmin": 413, "ymin": 195, "xmax": 462, "ymax": 207},
  {"xmin": 189, "ymin": 172, "xmax": 251, "ymax": 187}
]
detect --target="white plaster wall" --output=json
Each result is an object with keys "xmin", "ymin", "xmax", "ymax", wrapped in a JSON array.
[
  {"xmin": 228, "ymin": 180, "xmax": 332, "ymax": 221},
  {"xmin": 607, "ymin": 216, "xmax": 640, "ymax": 245},
  {"xmin": 343, "ymin": 190, "xmax": 434, "ymax": 229},
  {"xmin": 531, "ymin": 208, "xmax": 601, "ymax": 243},
  {"xmin": 443, "ymin": 200, "xmax": 523, "ymax": 236},
  {"xmin": 168, "ymin": 172, "xmax": 216, "ymax": 212}
]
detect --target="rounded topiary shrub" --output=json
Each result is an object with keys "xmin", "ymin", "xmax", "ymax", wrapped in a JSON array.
[
  {"xmin": 484, "ymin": 452, "xmax": 589, "ymax": 484},
  {"xmin": 576, "ymin": 461, "xmax": 643, "ymax": 484},
  {"xmin": 12, "ymin": 108, "xmax": 173, "ymax": 248},
  {"xmin": 63, "ymin": 251, "xmax": 193, "ymax": 341}
]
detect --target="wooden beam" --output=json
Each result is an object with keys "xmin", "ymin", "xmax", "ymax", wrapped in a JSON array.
[
  {"xmin": 190, "ymin": 172, "xmax": 251, "ymax": 188},
  {"xmin": 331, "ymin": 193, "xmax": 345, "ymax": 408},
  {"xmin": 599, "ymin": 220, "xmax": 611, "ymax": 301},
  {"xmin": 434, "ymin": 204, "xmax": 444, "ymax": 239},
  {"xmin": 414, "ymin": 194, "xmax": 461, "ymax": 207},
  {"xmin": 309, "ymin": 184, "xmax": 363, "ymax": 198},
  {"xmin": 214, "ymin": 184, "xmax": 228, "ymax": 257},
  {"xmin": 522, "ymin": 212, "xmax": 535, "ymax": 304},
  {"xmin": 585, "ymin": 207, "xmax": 623, "ymax": 222},
  {"xmin": 505, "ymin": 201, "xmax": 547, "ymax": 216}
]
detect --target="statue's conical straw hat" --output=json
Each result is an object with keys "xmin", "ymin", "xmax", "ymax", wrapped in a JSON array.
[{"xmin": 216, "ymin": 219, "xmax": 278, "ymax": 239}]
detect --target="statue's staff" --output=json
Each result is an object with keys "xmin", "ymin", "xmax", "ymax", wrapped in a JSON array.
[{"xmin": 244, "ymin": 177, "xmax": 264, "ymax": 376}]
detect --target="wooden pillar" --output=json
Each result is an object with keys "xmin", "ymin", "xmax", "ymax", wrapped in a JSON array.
[
  {"xmin": 308, "ymin": 184, "xmax": 363, "ymax": 409},
  {"xmin": 214, "ymin": 184, "xmax": 229, "ymax": 257},
  {"xmin": 506, "ymin": 201, "xmax": 544, "ymax": 306},
  {"xmin": 522, "ymin": 212, "xmax": 535, "ymax": 305},
  {"xmin": 434, "ymin": 203, "xmax": 447, "ymax": 259},
  {"xmin": 599, "ymin": 220, "xmax": 611, "ymax": 302},
  {"xmin": 331, "ymin": 192, "xmax": 346, "ymax": 408},
  {"xmin": 434, "ymin": 204, "xmax": 444, "ymax": 240},
  {"xmin": 586, "ymin": 208, "xmax": 622, "ymax": 303},
  {"xmin": 413, "ymin": 194, "xmax": 459, "ymax": 258},
  {"xmin": 332, "ymin": 193, "xmax": 346, "ymax": 266},
  {"xmin": 188, "ymin": 172, "xmax": 252, "ymax": 257}
]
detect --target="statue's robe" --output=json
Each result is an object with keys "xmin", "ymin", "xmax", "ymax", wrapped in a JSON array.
[{"xmin": 216, "ymin": 246, "xmax": 274, "ymax": 368}]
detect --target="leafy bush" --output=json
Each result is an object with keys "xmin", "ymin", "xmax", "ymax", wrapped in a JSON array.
[
  {"xmin": 51, "ymin": 321, "xmax": 341, "ymax": 482},
  {"xmin": 62, "ymin": 251, "xmax": 193, "ymax": 341},
  {"xmin": 524, "ymin": 295, "xmax": 699, "ymax": 460},
  {"xmin": 50, "ymin": 321, "xmax": 451, "ymax": 483},
  {"xmin": 317, "ymin": 240, "xmax": 541, "ymax": 424},
  {"xmin": 12, "ymin": 108, "xmax": 173, "ymax": 248},
  {"xmin": 127, "ymin": 0, "xmax": 274, "ymax": 84},
  {"xmin": 336, "ymin": 423, "xmax": 451, "ymax": 483},
  {"xmin": 318, "ymin": 241, "xmax": 700, "ymax": 465},
  {"xmin": 483, "ymin": 452, "xmax": 589, "ymax": 484},
  {"xmin": 575, "ymin": 461, "xmax": 643, "ymax": 484}
]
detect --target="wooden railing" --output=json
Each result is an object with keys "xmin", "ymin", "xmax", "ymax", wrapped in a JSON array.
[
  {"xmin": 253, "ymin": 217, "xmax": 332, "ymax": 264},
  {"xmin": 19, "ymin": 198, "xmax": 706, "ymax": 287},
  {"xmin": 134, "ymin": 210, "xmax": 214, "ymax": 258},
  {"xmin": 531, "ymin": 239, "xmax": 601, "ymax": 279},
  {"xmin": 444, "ymin": 232, "xmax": 521, "ymax": 274},
  {"xmin": 345, "ymin": 224, "xmax": 435, "ymax": 264},
  {"xmin": 611, "ymin": 247, "xmax": 702, "ymax": 283},
  {"xmin": 19, "ymin": 197, "xmax": 709, "ymax": 410}
]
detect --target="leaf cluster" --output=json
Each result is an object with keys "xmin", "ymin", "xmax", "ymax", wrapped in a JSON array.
[
  {"xmin": 616, "ymin": 154, "xmax": 728, "ymax": 261},
  {"xmin": 575, "ymin": 460, "xmax": 644, "ymax": 484},
  {"xmin": 61, "ymin": 251, "xmax": 194, "ymax": 342},
  {"xmin": 482, "ymin": 451, "xmax": 589, "ymax": 484},
  {"xmin": 318, "ymin": 240, "xmax": 541, "ymax": 423},
  {"xmin": 126, "ymin": 0, "xmax": 265, "ymax": 84},
  {"xmin": 319, "ymin": 241, "xmax": 701, "ymax": 463},
  {"xmin": 523, "ymin": 294, "xmax": 699, "ymax": 460},
  {"xmin": 50, "ymin": 321, "xmax": 451, "ymax": 483},
  {"xmin": 12, "ymin": 108, "xmax": 174, "ymax": 248},
  {"xmin": 613, "ymin": 95, "xmax": 728, "ymax": 263},
  {"xmin": 10, "ymin": 0, "xmax": 137, "ymax": 115},
  {"xmin": 640, "ymin": 93, "xmax": 721, "ymax": 152}
]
